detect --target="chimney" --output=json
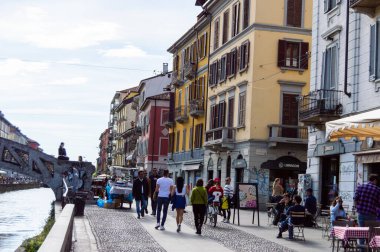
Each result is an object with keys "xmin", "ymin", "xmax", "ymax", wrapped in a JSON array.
[{"xmin": 163, "ymin": 63, "xmax": 168, "ymax": 75}]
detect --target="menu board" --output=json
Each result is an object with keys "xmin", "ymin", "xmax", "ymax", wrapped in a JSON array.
[{"xmin": 238, "ymin": 183, "xmax": 258, "ymax": 210}]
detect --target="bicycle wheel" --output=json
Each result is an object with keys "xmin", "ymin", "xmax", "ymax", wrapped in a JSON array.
[{"xmin": 213, "ymin": 213, "xmax": 217, "ymax": 227}]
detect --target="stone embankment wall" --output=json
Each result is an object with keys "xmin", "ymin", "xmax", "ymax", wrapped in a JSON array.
[{"xmin": 0, "ymin": 183, "xmax": 40, "ymax": 193}]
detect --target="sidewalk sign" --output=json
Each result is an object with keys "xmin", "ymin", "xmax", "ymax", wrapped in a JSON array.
[{"xmin": 233, "ymin": 182, "xmax": 260, "ymax": 226}]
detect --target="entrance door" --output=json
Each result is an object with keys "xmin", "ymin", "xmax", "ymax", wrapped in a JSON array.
[
  {"xmin": 282, "ymin": 94, "xmax": 298, "ymax": 138},
  {"xmin": 226, "ymin": 156, "xmax": 231, "ymax": 178},
  {"xmin": 235, "ymin": 168, "xmax": 244, "ymax": 184},
  {"xmin": 321, "ymin": 156, "xmax": 340, "ymax": 207},
  {"xmin": 208, "ymin": 170, "xmax": 213, "ymax": 181}
]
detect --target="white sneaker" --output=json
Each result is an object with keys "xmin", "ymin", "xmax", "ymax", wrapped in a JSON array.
[
  {"xmin": 155, "ymin": 223, "xmax": 160, "ymax": 229},
  {"xmin": 159, "ymin": 226, "xmax": 165, "ymax": 230}
]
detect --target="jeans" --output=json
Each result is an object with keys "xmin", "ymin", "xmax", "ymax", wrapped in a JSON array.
[
  {"xmin": 279, "ymin": 218, "xmax": 294, "ymax": 239},
  {"xmin": 357, "ymin": 213, "xmax": 377, "ymax": 246},
  {"xmin": 135, "ymin": 196, "xmax": 147, "ymax": 217},
  {"xmin": 151, "ymin": 196, "xmax": 157, "ymax": 215},
  {"xmin": 193, "ymin": 204, "xmax": 206, "ymax": 232},
  {"xmin": 156, "ymin": 197, "xmax": 170, "ymax": 226}
]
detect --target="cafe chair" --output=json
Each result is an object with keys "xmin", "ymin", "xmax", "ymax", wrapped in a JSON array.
[
  {"xmin": 320, "ymin": 209, "xmax": 331, "ymax": 239},
  {"xmin": 290, "ymin": 211, "xmax": 306, "ymax": 241},
  {"xmin": 266, "ymin": 203, "xmax": 276, "ymax": 226}
]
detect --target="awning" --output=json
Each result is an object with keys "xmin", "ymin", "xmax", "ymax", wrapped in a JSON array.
[
  {"xmin": 353, "ymin": 149, "xmax": 380, "ymax": 163},
  {"xmin": 182, "ymin": 164, "xmax": 201, "ymax": 171},
  {"xmin": 326, "ymin": 109, "xmax": 380, "ymax": 141},
  {"xmin": 261, "ymin": 156, "xmax": 306, "ymax": 172}
]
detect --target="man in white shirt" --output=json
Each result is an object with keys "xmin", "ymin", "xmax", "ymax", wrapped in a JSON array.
[{"xmin": 154, "ymin": 169, "xmax": 174, "ymax": 230}]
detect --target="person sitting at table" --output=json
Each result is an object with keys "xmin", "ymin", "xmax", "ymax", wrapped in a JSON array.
[
  {"xmin": 277, "ymin": 195, "xmax": 305, "ymax": 239},
  {"xmin": 330, "ymin": 196, "xmax": 347, "ymax": 224},
  {"xmin": 273, "ymin": 193, "xmax": 293, "ymax": 225},
  {"xmin": 304, "ymin": 188, "xmax": 317, "ymax": 227}
]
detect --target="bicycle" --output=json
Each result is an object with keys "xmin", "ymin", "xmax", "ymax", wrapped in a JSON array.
[{"xmin": 207, "ymin": 201, "xmax": 220, "ymax": 227}]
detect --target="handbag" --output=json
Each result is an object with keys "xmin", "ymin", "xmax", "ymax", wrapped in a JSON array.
[{"xmin": 221, "ymin": 196, "xmax": 229, "ymax": 210}]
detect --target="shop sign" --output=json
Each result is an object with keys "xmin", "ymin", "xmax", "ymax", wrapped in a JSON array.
[{"xmin": 314, "ymin": 141, "xmax": 344, "ymax": 157}]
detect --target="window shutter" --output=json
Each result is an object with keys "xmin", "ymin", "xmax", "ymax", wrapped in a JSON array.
[
  {"xmin": 226, "ymin": 52, "xmax": 231, "ymax": 76},
  {"xmin": 237, "ymin": 2, "xmax": 241, "ymax": 33},
  {"xmin": 287, "ymin": 0, "xmax": 295, "ymax": 26},
  {"xmin": 294, "ymin": 0, "xmax": 302, "ymax": 27},
  {"xmin": 300, "ymin": 42, "xmax": 309, "ymax": 69},
  {"xmin": 245, "ymin": 41, "xmax": 250, "ymax": 68},
  {"xmin": 243, "ymin": 0, "xmax": 249, "ymax": 29},
  {"xmin": 217, "ymin": 60, "xmax": 221, "ymax": 83},
  {"xmin": 278, "ymin": 40, "xmax": 286, "ymax": 67},
  {"xmin": 321, "ymin": 52, "xmax": 326, "ymax": 89},
  {"xmin": 370, "ymin": 24, "xmax": 376, "ymax": 79},
  {"xmin": 237, "ymin": 47, "xmax": 241, "ymax": 71},
  {"xmin": 204, "ymin": 32, "xmax": 208, "ymax": 57}
]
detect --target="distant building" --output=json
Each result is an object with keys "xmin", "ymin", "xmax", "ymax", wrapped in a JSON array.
[
  {"xmin": 0, "ymin": 111, "xmax": 28, "ymax": 145},
  {"xmin": 98, "ymin": 128, "xmax": 110, "ymax": 174}
]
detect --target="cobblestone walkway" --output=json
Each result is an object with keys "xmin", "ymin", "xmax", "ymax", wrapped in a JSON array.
[
  {"xmin": 85, "ymin": 205, "xmax": 166, "ymax": 252},
  {"xmin": 168, "ymin": 210, "xmax": 294, "ymax": 252}
]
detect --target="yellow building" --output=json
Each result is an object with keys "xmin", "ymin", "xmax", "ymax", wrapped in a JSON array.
[
  {"xmin": 166, "ymin": 11, "xmax": 210, "ymax": 186},
  {"xmin": 202, "ymin": 0, "xmax": 312, "ymax": 204}
]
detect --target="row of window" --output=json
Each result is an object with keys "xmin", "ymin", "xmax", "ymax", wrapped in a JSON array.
[
  {"xmin": 210, "ymin": 91, "xmax": 246, "ymax": 129},
  {"xmin": 169, "ymin": 123, "xmax": 204, "ymax": 153},
  {"xmin": 172, "ymin": 32, "xmax": 208, "ymax": 74},
  {"xmin": 209, "ymin": 41, "xmax": 250, "ymax": 87}
]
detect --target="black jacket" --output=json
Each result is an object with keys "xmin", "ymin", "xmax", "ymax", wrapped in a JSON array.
[
  {"xmin": 132, "ymin": 177, "xmax": 149, "ymax": 200},
  {"xmin": 149, "ymin": 174, "xmax": 159, "ymax": 196}
]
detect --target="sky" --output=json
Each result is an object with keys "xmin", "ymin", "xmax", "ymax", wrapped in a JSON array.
[{"xmin": 0, "ymin": 0, "xmax": 201, "ymax": 165}]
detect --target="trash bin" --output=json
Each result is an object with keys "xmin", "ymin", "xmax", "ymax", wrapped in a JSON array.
[{"xmin": 74, "ymin": 191, "xmax": 88, "ymax": 216}]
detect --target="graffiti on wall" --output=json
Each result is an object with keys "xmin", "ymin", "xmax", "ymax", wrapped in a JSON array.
[{"xmin": 250, "ymin": 167, "xmax": 269, "ymax": 197}]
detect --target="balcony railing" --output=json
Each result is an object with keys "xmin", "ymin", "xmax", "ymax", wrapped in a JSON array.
[
  {"xmin": 189, "ymin": 99, "xmax": 205, "ymax": 117},
  {"xmin": 204, "ymin": 127, "xmax": 236, "ymax": 150},
  {"xmin": 298, "ymin": 89, "xmax": 343, "ymax": 124},
  {"xmin": 268, "ymin": 124, "xmax": 308, "ymax": 145},
  {"xmin": 350, "ymin": 0, "xmax": 379, "ymax": 17},
  {"xmin": 162, "ymin": 110, "xmax": 175, "ymax": 127},
  {"xmin": 184, "ymin": 62, "xmax": 196, "ymax": 80},
  {"xmin": 170, "ymin": 71, "xmax": 184, "ymax": 87},
  {"xmin": 175, "ymin": 106, "xmax": 189, "ymax": 123}
]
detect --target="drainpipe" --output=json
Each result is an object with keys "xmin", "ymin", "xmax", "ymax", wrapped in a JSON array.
[
  {"xmin": 344, "ymin": 0, "xmax": 351, "ymax": 98},
  {"xmin": 151, "ymin": 99, "xmax": 157, "ymax": 171},
  {"xmin": 352, "ymin": 13, "xmax": 361, "ymax": 112}
]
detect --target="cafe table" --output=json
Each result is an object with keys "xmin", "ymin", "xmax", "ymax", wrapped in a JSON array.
[
  {"xmin": 370, "ymin": 236, "xmax": 380, "ymax": 249},
  {"xmin": 331, "ymin": 226, "xmax": 370, "ymax": 251}
]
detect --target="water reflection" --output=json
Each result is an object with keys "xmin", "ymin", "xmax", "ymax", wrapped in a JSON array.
[{"xmin": 0, "ymin": 188, "xmax": 55, "ymax": 252}]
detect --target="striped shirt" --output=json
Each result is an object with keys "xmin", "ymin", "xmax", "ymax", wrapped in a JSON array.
[
  {"xmin": 224, "ymin": 184, "xmax": 234, "ymax": 198},
  {"xmin": 354, "ymin": 182, "xmax": 380, "ymax": 216}
]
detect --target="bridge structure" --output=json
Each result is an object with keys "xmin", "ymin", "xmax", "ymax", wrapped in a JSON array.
[{"xmin": 0, "ymin": 137, "xmax": 95, "ymax": 200}]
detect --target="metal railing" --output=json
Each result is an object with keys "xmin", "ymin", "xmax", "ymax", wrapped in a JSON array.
[
  {"xmin": 162, "ymin": 110, "xmax": 174, "ymax": 127},
  {"xmin": 298, "ymin": 89, "xmax": 343, "ymax": 122},
  {"xmin": 268, "ymin": 124, "xmax": 308, "ymax": 140},
  {"xmin": 184, "ymin": 62, "xmax": 196, "ymax": 79},
  {"xmin": 189, "ymin": 99, "xmax": 204, "ymax": 116},
  {"xmin": 175, "ymin": 106, "xmax": 189, "ymax": 122},
  {"xmin": 205, "ymin": 127, "xmax": 236, "ymax": 143}
]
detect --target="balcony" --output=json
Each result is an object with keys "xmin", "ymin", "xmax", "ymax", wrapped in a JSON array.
[
  {"xmin": 170, "ymin": 71, "xmax": 184, "ymax": 87},
  {"xmin": 350, "ymin": 0, "xmax": 380, "ymax": 17},
  {"xmin": 175, "ymin": 106, "xmax": 189, "ymax": 123},
  {"xmin": 268, "ymin": 124, "xmax": 308, "ymax": 147},
  {"xmin": 184, "ymin": 62, "xmax": 196, "ymax": 80},
  {"xmin": 298, "ymin": 89, "xmax": 343, "ymax": 125},
  {"xmin": 162, "ymin": 110, "xmax": 175, "ymax": 128},
  {"xmin": 135, "ymin": 126, "xmax": 142, "ymax": 136},
  {"xmin": 189, "ymin": 99, "xmax": 205, "ymax": 117},
  {"xmin": 204, "ymin": 127, "xmax": 236, "ymax": 151}
]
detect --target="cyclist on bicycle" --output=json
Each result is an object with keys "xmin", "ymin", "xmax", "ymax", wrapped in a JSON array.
[{"xmin": 208, "ymin": 178, "xmax": 224, "ymax": 205}]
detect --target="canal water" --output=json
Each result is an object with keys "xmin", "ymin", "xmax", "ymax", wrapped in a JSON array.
[{"xmin": 0, "ymin": 188, "xmax": 55, "ymax": 252}]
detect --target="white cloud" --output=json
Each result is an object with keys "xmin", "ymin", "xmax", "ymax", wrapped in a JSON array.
[
  {"xmin": 50, "ymin": 77, "xmax": 88, "ymax": 86},
  {"xmin": 0, "ymin": 58, "xmax": 49, "ymax": 76},
  {"xmin": 0, "ymin": 6, "xmax": 123, "ymax": 50},
  {"xmin": 99, "ymin": 45, "xmax": 149, "ymax": 58}
]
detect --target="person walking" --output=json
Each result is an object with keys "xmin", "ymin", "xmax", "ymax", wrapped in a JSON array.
[
  {"xmin": 132, "ymin": 169, "xmax": 149, "ymax": 219},
  {"xmin": 149, "ymin": 168, "xmax": 160, "ymax": 216},
  {"xmin": 191, "ymin": 179, "xmax": 208, "ymax": 235},
  {"xmin": 154, "ymin": 169, "xmax": 174, "ymax": 230},
  {"xmin": 222, "ymin": 177, "xmax": 233, "ymax": 223},
  {"xmin": 171, "ymin": 176, "xmax": 189, "ymax": 232},
  {"xmin": 354, "ymin": 174, "xmax": 380, "ymax": 226}
]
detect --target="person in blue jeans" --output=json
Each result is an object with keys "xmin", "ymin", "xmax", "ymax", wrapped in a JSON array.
[
  {"xmin": 277, "ymin": 195, "xmax": 305, "ymax": 239},
  {"xmin": 154, "ymin": 169, "xmax": 174, "ymax": 230},
  {"xmin": 132, "ymin": 169, "xmax": 149, "ymax": 219}
]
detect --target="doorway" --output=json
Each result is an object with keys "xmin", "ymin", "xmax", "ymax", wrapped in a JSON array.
[
  {"xmin": 321, "ymin": 156, "xmax": 340, "ymax": 207},
  {"xmin": 226, "ymin": 156, "xmax": 231, "ymax": 178}
]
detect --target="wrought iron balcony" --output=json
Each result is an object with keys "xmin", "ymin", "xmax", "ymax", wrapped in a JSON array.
[
  {"xmin": 184, "ymin": 62, "xmax": 196, "ymax": 80},
  {"xmin": 204, "ymin": 127, "xmax": 236, "ymax": 150},
  {"xmin": 162, "ymin": 110, "xmax": 175, "ymax": 128},
  {"xmin": 298, "ymin": 89, "xmax": 343, "ymax": 125},
  {"xmin": 189, "ymin": 99, "xmax": 205, "ymax": 117},
  {"xmin": 350, "ymin": 0, "xmax": 380, "ymax": 17},
  {"xmin": 175, "ymin": 106, "xmax": 189, "ymax": 123},
  {"xmin": 170, "ymin": 71, "xmax": 184, "ymax": 87},
  {"xmin": 268, "ymin": 124, "xmax": 308, "ymax": 146},
  {"xmin": 134, "ymin": 126, "xmax": 142, "ymax": 136}
]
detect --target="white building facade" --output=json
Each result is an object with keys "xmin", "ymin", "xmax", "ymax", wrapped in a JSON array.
[{"xmin": 301, "ymin": 0, "xmax": 380, "ymax": 208}]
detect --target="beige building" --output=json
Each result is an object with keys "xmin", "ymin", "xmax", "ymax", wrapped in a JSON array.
[{"xmin": 202, "ymin": 0, "xmax": 312, "ymax": 206}]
